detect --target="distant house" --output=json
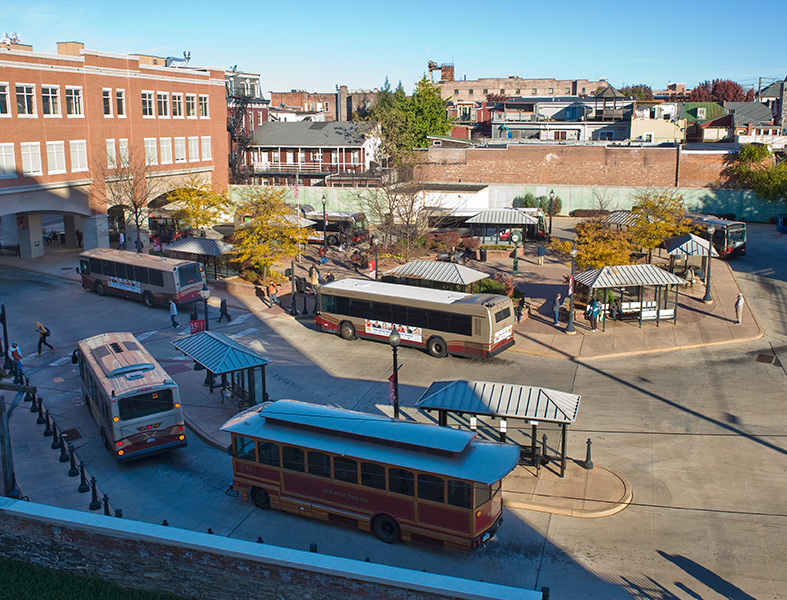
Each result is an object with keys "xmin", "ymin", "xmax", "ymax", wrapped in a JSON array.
[
  {"xmin": 629, "ymin": 101, "xmax": 685, "ymax": 144},
  {"xmin": 246, "ymin": 121, "xmax": 379, "ymax": 187},
  {"xmin": 686, "ymin": 102, "xmax": 781, "ymax": 145}
]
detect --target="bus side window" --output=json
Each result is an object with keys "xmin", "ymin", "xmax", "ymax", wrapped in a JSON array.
[
  {"xmin": 282, "ymin": 446, "xmax": 305, "ymax": 472},
  {"xmin": 335, "ymin": 296, "xmax": 349, "ymax": 315},
  {"xmin": 449, "ymin": 315, "xmax": 472, "ymax": 336},
  {"xmin": 134, "ymin": 266, "xmax": 149, "ymax": 284},
  {"xmin": 407, "ymin": 308, "xmax": 428, "ymax": 328},
  {"xmin": 149, "ymin": 269, "xmax": 164, "ymax": 287},
  {"xmin": 391, "ymin": 305, "xmax": 407, "ymax": 324},
  {"xmin": 101, "ymin": 260, "xmax": 116, "ymax": 277},
  {"xmin": 79, "ymin": 260, "xmax": 90, "ymax": 275},
  {"xmin": 89, "ymin": 258, "xmax": 102, "ymax": 274},
  {"xmin": 427, "ymin": 310, "xmax": 450, "ymax": 333},
  {"xmin": 307, "ymin": 451, "xmax": 331, "ymax": 478},
  {"xmin": 321, "ymin": 293, "xmax": 337, "ymax": 313},
  {"xmin": 349, "ymin": 300, "xmax": 373, "ymax": 319},
  {"xmin": 333, "ymin": 456, "xmax": 358, "ymax": 484},
  {"xmin": 114, "ymin": 262, "xmax": 127, "ymax": 279},
  {"xmin": 389, "ymin": 468, "xmax": 414, "ymax": 496},
  {"xmin": 417, "ymin": 474, "xmax": 445, "ymax": 503},
  {"xmin": 372, "ymin": 302, "xmax": 392, "ymax": 323},
  {"xmin": 360, "ymin": 462, "xmax": 386, "ymax": 489},
  {"xmin": 234, "ymin": 436, "xmax": 256, "ymax": 461},
  {"xmin": 257, "ymin": 441, "xmax": 280, "ymax": 467},
  {"xmin": 447, "ymin": 479, "xmax": 472, "ymax": 508},
  {"xmin": 474, "ymin": 482, "xmax": 492, "ymax": 508}
]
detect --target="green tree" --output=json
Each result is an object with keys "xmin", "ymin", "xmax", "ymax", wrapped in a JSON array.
[
  {"xmin": 629, "ymin": 190, "xmax": 691, "ymax": 262},
  {"xmin": 166, "ymin": 174, "xmax": 231, "ymax": 232},
  {"xmin": 619, "ymin": 84, "xmax": 654, "ymax": 101},
  {"xmin": 231, "ymin": 187, "xmax": 308, "ymax": 279},
  {"xmin": 730, "ymin": 144, "xmax": 787, "ymax": 203}
]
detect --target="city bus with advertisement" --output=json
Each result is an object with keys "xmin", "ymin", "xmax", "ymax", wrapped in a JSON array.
[
  {"xmin": 72, "ymin": 332, "xmax": 187, "ymax": 461},
  {"xmin": 315, "ymin": 278, "xmax": 515, "ymax": 359},
  {"xmin": 687, "ymin": 213, "xmax": 747, "ymax": 258},
  {"xmin": 304, "ymin": 211, "xmax": 367, "ymax": 246},
  {"xmin": 77, "ymin": 248, "xmax": 206, "ymax": 308},
  {"xmin": 222, "ymin": 399, "xmax": 520, "ymax": 549}
]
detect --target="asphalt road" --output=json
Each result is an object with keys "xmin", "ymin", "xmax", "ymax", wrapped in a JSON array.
[{"xmin": 2, "ymin": 223, "xmax": 787, "ymax": 600}]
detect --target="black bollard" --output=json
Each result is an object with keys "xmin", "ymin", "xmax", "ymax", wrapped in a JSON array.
[
  {"xmin": 77, "ymin": 462, "xmax": 90, "ymax": 493},
  {"xmin": 51, "ymin": 422, "xmax": 62, "ymax": 449},
  {"xmin": 309, "ymin": 543, "xmax": 317, "ymax": 553},
  {"xmin": 103, "ymin": 495, "xmax": 111, "ymax": 516},
  {"xmin": 43, "ymin": 410, "xmax": 53, "ymax": 436},
  {"xmin": 541, "ymin": 587, "xmax": 550, "ymax": 600},
  {"xmin": 541, "ymin": 433, "xmax": 548, "ymax": 464},
  {"xmin": 58, "ymin": 434, "xmax": 70, "ymax": 462},
  {"xmin": 29, "ymin": 392, "xmax": 38, "ymax": 412},
  {"xmin": 115, "ymin": 508, "xmax": 123, "ymax": 518},
  {"xmin": 24, "ymin": 388, "xmax": 32, "ymax": 403},
  {"xmin": 89, "ymin": 477, "xmax": 102, "ymax": 510},
  {"xmin": 162, "ymin": 519, "xmax": 169, "ymax": 526},
  {"xmin": 67, "ymin": 444, "xmax": 79, "ymax": 476},
  {"xmin": 256, "ymin": 537, "xmax": 264, "ymax": 544},
  {"xmin": 583, "ymin": 438, "xmax": 594, "ymax": 470},
  {"xmin": 207, "ymin": 528, "xmax": 214, "ymax": 535},
  {"xmin": 535, "ymin": 444, "xmax": 541, "ymax": 476},
  {"xmin": 36, "ymin": 403, "xmax": 46, "ymax": 424}
]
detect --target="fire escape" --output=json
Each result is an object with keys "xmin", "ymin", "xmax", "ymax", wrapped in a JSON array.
[{"xmin": 228, "ymin": 93, "xmax": 252, "ymax": 184}]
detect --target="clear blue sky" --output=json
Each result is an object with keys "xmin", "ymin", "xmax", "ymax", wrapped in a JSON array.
[{"xmin": 6, "ymin": 0, "xmax": 786, "ymax": 95}]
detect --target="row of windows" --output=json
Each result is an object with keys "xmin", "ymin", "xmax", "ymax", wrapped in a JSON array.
[
  {"xmin": 81, "ymin": 258, "xmax": 166, "ymax": 287},
  {"xmin": 453, "ymin": 87, "xmax": 579, "ymax": 97},
  {"xmin": 234, "ymin": 437, "xmax": 489, "ymax": 509},
  {"xmin": 320, "ymin": 293, "xmax": 474, "ymax": 337},
  {"xmin": 256, "ymin": 149, "xmax": 360, "ymax": 165},
  {"xmin": 0, "ymin": 141, "xmax": 87, "ymax": 178},
  {"xmin": 140, "ymin": 136, "xmax": 211, "ymax": 166},
  {"xmin": 141, "ymin": 91, "xmax": 209, "ymax": 119},
  {"xmin": 0, "ymin": 83, "xmax": 88, "ymax": 118}
]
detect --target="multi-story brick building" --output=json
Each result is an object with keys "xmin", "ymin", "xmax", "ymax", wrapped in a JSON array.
[
  {"xmin": 270, "ymin": 85, "xmax": 378, "ymax": 122},
  {"xmin": 0, "ymin": 38, "xmax": 228, "ymax": 257}
]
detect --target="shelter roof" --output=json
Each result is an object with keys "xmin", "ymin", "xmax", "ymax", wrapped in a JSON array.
[
  {"xmin": 171, "ymin": 331, "xmax": 269, "ymax": 375},
  {"xmin": 604, "ymin": 210, "xmax": 637, "ymax": 227},
  {"xmin": 575, "ymin": 264, "xmax": 687, "ymax": 289},
  {"xmin": 416, "ymin": 380, "xmax": 581, "ymax": 424},
  {"xmin": 662, "ymin": 233, "xmax": 719, "ymax": 257},
  {"xmin": 384, "ymin": 260, "xmax": 489, "ymax": 286},
  {"xmin": 164, "ymin": 237, "xmax": 234, "ymax": 256},
  {"xmin": 465, "ymin": 208, "xmax": 538, "ymax": 225},
  {"xmin": 595, "ymin": 85, "xmax": 625, "ymax": 99}
]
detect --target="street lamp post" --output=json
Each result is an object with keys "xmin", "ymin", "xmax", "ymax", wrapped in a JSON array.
[
  {"xmin": 548, "ymin": 189, "xmax": 555, "ymax": 237},
  {"xmin": 703, "ymin": 225, "xmax": 715, "ymax": 304},
  {"xmin": 389, "ymin": 329, "xmax": 400, "ymax": 419},
  {"xmin": 372, "ymin": 236, "xmax": 379, "ymax": 280},
  {"xmin": 200, "ymin": 284, "xmax": 211, "ymax": 332},
  {"xmin": 321, "ymin": 194, "xmax": 328, "ymax": 265},
  {"xmin": 565, "ymin": 245, "xmax": 577, "ymax": 334}
]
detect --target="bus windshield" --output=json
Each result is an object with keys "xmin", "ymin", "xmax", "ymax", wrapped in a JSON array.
[
  {"xmin": 177, "ymin": 263, "xmax": 202, "ymax": 287},
  {"xmin": 118, "ymin": 389, "xmax": 174, "ymax": 421}
]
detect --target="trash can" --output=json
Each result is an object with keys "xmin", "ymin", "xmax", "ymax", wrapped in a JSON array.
[
  {"xmin": 59, "ymin": 233, "xmax": 66, "ymax": 244},
  {"xmin": 777, "ymin": 215, "xmax": 787, "ymax": 234},
  {"xmin": 295, "ymin": 277, "xmax": 307, "ymax": 293},
  {"xmin": 478, "ymin": 247, "xmax": 487, "ymax": 262}
]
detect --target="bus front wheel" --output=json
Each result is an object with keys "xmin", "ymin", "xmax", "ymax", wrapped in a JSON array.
[
  {"xmin": 250, "ymin": 486, "xmax": 271, "ymax": 509},
  {"xmin": 339, "ymin": 321, "xmax": 356, "ymax": 341},
  {"xmin": 95, "ymin": 282, "xmax": 106, "ymax": 296},
  {"xmin": 142, "ymin": 292, "xmax": 156, "ymax": 308},
  {"xmin": 372, "ymin": 514, "xmax": 400, "ymax": 544},
  {"xmin": 427, "ymin": 336, "xmax": 448, "ymax": 358}
]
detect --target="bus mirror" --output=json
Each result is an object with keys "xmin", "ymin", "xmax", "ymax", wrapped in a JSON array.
[
  {"xmin": 75, "ymin": 267, "xmax": 79, "ymax": 274},
  {"xmin": 71, "ymin": 350, "xmax": 79, "ymax": 365}
]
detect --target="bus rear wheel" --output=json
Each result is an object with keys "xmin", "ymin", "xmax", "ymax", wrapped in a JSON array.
[
  {"xmin": 427, "ymin": 336, "xmax": 448, "ymax": 358},
  {"xmin": 250, "ymin": 486, "xmax": 271, "ymax": 509},
  {"xmin": 327, "ymin": 234, "xmax": 339, "ymax": 246},
  {"xmin": 339, "ymin": 321, "xmax": 356, "ymax": 341},
  {"xmin": 142, "ymin": 292, "xmax": 155, "ymax": 308},
  {"xmin": 372, "ymin": 514, "xmax": 400, "ymax": 544},
  {"xmin": 95, "ymin": 282, "xmax": 106, "ymax": 296}
]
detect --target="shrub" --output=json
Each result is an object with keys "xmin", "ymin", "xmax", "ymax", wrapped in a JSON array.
[
  {"xmin": 463, "ymin": 237, "xmax": 481, "ymax": 250},
  {"xmin": 476, "ymin": 278, "xmax": 506, "ymax": 295}
]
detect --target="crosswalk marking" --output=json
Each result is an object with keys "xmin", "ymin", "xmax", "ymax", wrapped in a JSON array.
[
  {"xmin": 137, "ymin": 330, "xmax": 157, "ymax": 341},
  {"xmin": 49, "ymin": 356, "xmax": 71, "ymax": 367},
  {"xmin": 229, "ymin": 327, "xmax": 258, "ymax": 339}
]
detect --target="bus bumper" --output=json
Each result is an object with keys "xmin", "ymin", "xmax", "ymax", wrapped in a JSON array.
[
  {"xmin": 472, "ymin": 514, "xmax": 503, "ymax": 548},
  {"xmin": 116, "ymin": 437, "xmax": 187, "ymax": 461}
]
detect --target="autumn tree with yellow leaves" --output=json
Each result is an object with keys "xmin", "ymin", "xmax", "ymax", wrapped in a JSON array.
[
  {"xmin": 551, "ymin": 218, "xmax": 633, "ymax": 271},
  {"xmin": 629, "ymin": 190, "xmax": 691, "ymax": 262},
  {"xmin": 166, "ymin": 175, "xmax": 231, "ymax": 232}
]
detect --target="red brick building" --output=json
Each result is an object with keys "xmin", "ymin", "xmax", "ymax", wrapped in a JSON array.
[{"xmin": 0, "ymin": 39, "xmax": 228, "ymax": 257}]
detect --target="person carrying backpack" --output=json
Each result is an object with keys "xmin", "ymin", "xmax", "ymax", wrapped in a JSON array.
[{"xmin": 36, "ymin": 322, "xmax": 55, "ymax": 356}]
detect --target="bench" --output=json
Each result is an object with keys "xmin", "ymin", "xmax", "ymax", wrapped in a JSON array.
[{"xmin": 0, "ymin": 244, "xmax": 20, "ymax": 257}]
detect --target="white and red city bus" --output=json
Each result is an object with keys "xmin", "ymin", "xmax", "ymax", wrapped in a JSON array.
[
  {"xmin": 315, "ymin": 278, "xmax": 515, "ymax": 358},
  {"xmin": 72, "ymin": 332, "xmax": 187, "ymax": 461},
  {"xmin": 222, "ymin": 400, "xmax": 519, "ymax": 549}
]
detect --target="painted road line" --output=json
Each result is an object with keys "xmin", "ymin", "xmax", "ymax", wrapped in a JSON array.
[
  {"xmin": 49, "ymin": 357, "xmax": 71, "ymax": 367},
  {"xmin": 137, "ymin": 330, "xmax": 157, "ymax": 341},
  {"xmin": 229, "ymin": 327, "xmax": 257, "ymax": 339}
]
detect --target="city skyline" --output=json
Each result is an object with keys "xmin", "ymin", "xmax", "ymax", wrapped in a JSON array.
[{"xmin": 5, "ymin": 0, "xmax": 786, "ymax": 97}]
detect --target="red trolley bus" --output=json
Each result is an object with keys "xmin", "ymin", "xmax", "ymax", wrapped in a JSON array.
[{"xmin": 222, "ymin": 400, "xmax": 519, "ymax": 549}]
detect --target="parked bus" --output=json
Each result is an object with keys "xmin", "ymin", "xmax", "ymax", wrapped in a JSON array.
[
  {"xmin": 315, "ymin": 279, "xmax": 515, "ymax": 359},
  {"xmin": 304, "ymin": 211, "xmax": 367, "ymax": 246},
  {"xmin": 222, "ymin": 400, "xmax": 519, "ymax": 549},
  {"xmin": 72, "ymin": 332, "xmax": 187, "ymax": 461},
  {"xmin": 77, "ymin": 248, "xmax": 206, "ymax": 308},
  {"xmin": 687, "ymin": 213, "xmax": 746, "ymax": 258}
]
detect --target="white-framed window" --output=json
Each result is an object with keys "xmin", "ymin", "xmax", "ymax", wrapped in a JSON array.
[
  {"xmin": 106, "ymin": 139, "xmax": 116, "ymax": 168},
  {"xmin": 286, "ymin": 150, "xmax": 295, "ymax": 164},
  {"xmin": 350, "ymin": 150, "xmax": 359, "ymax": 165},
  {"xmin": 200, "ymin": 136, "xmax": 211, "ymax": 161},
  {"xmin": 643, "ymin": 133, "xmax": 654, "ymax": 143},
  {"xmin": 160, "ymin": 138, "xmax": 173, "ymax": 164},
  {"xmin": 141, "ymin": 91, "xmax": 154, "ymax": 117},
  {"xmin": 115, "ymin": 89, "xmax": 126, "ymax": 117},
  {"xmin": 0, "ymin": 83, "xmax": 9, "ymax": 117},
  {"xmin": 257, "ymin": 111, "xmax": 264, "ymax": 126},
  {"xmin": 46, "ymin": 141, "xmax": 67, "ymax": 174},
  {"xmin": 42, "ymin": 86, "xmax": 61, "ymax": 117},
  {"xmin": 313, "ymin": 151, "xmax": 322, "ymax": 163},
  {"xmin": 16, "ymin": 84, "xmax": 36, "ymax": 116},
  {"xmin": 185, "ymin": 94, "xmax": 196, "ymax": 118},
  {"xmin": 156, "ymin": 92, "xmax": 169, "ymax": 118},
  {"xmin": 69, "ymin": 140, "xmax": 88, "ymax": 172},
  {"xmin": 697, "ymin": 107, "xmax": 706, "ymax": 120},
  {"xmin": 565, "ymin": 88, "xmax": 570, "ymax": 94},
  {"xmin": 198, "ymin": 94, "xmax": 209, "ymax": 118},
  {"xmin": 172, "ymin": 93, "xmax": 183, "ymax": 118},
  {"xmin": 144, "ymin": 138, "xmax": 158, "ymax": 165},
  {"xmin": 65, "ymin": 87, "xmax": 83, "ymax": 117},
  {"xmin": 298, "ymin": 150, "xmax": 305, "ymax": 164},
  {"xmin": 102, "ymin": 88, "xmax": 112, "ymax": 117},
  {"xmin": 174, "ymin": 138, "xmax": 186, "ymax": 163},
  {"xmin": 187, "ymin": 136, "xmax": 199, "ymax": 162},
  {"xmin": 118, "ymin": 139, "xmax": 129, "ymax": 167},
  {"xmin": 0, "ymin": 143, "xmax": 16, "ymax": 178},
  {"xmin": 531, "ymin": 88, "xmax": 538, "ymax": 95},
  {"xmin": 20, "ymin": 142, "xmax": 42, "ymax": 175},
  {"xmin": 331, "ymin": 151, "xmax": 338, "ymax": 165}
]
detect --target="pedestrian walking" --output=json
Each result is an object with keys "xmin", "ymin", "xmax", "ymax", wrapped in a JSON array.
[
  {"xmin": 537, "ymin": 243, "xmax": 546, "ymax": 266},
  {"xmin": 516, "ymin": 297, "xmax": 525, "ymax": 324},
  {"xmin": 309, "ymin": 265, "xmax": 321, "ymax": 293},
  {"xmin": 35, "ymin": 321, "xmax": 55, "ymax": 356},
  {"xmin": 169, "ymin": 299, "xmax": 179, "ymax": 328},
  {"xmin": 552, "ymin": 293, "xmax": 562, "ymax": 326},
  {"xmin": 135, "ymin": 237, "xmax": 144, "ymax": 253},
  {"xmin": 9, "ymin": 341, "xmax": 23, "ymax": 384},
  {"xmin": 587, "ymin": 299, "xmax": 601, "ymax": 332},
  {"xmin": 268, "ymin": 281, "xmax": 281, "ymax": 307},
  {"xmin": 351, "ymin": 250, "xmax": 361, "ymax": 273},
  {"xmin": 75, "ymin": 230, "xmax": 83, "ymax": 247},
  {"xmin": 734, "ymin": 292, "xmax": 744, "ymax": 325},
  {"xmin": 118, "ymin": 230, "xmax": 126, "ymax": 250},
  {"xmin": 218, "ymin": 298, "xmax": 232, "ymax": 323}
]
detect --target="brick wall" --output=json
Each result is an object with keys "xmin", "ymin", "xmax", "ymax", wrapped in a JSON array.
[{"xmin": 0, "ymin": 499, "xmax": 539, "ymax": 600}]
